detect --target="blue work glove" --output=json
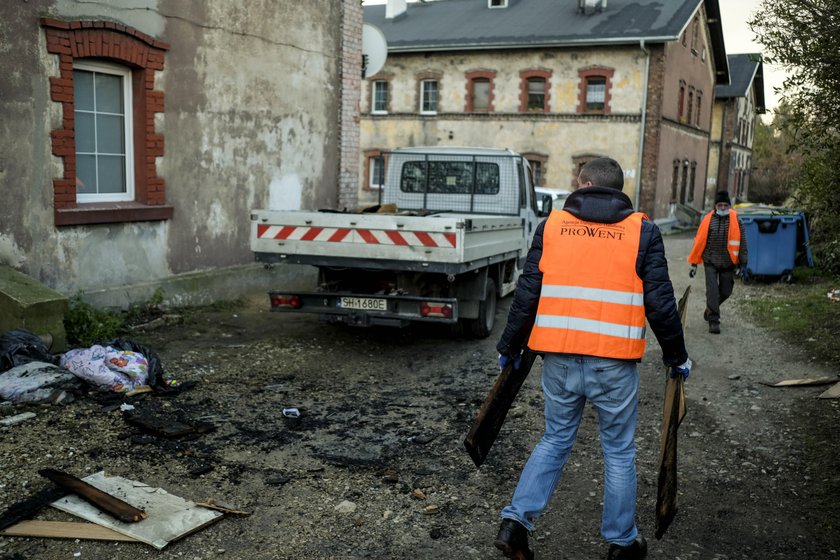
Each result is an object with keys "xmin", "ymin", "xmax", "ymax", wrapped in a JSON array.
[
  {"xmin": 689, "ymin": 264, "xmax": 697, "ymax": 278},
  {"xmin": 670, "ymin": 358, "xmax": 692, "ymax": 381},
  {"xmin": 739, "ymin": 265, "xmax": 750, "ymax": 282},
  {"xmin": 498, "ymin": 353, "xmax": 522, "ymax": 372}
]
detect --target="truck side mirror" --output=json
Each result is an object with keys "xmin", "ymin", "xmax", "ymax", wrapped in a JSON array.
[{"xmin": 538, "ymin": 194, "xmax": 553, "ymax": 217}]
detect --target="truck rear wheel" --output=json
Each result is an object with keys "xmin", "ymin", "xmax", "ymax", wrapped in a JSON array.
[{"xmin": 468, "ymin": 278, "xmax": 497, "ymax": 339}]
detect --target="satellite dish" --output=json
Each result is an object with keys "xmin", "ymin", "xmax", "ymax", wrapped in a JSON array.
[{"xmin": 362, "ymin": 23, "xmax": 388, "ymax": 79}]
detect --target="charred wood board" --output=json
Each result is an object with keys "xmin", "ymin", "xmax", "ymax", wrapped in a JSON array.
[
  {"xmin": 0, "ymin": 487, "xmax": 68, "ymax": 532},
  {"xmin": 38, "ymin": 469, "xmax": 147, "ymax": 523},
  {"xmin": 463, "ymin": 349, "xmax": 537, "ymax": 468}
]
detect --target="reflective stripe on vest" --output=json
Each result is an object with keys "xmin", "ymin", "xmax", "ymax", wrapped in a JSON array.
[{"xmin": 528, "ymin": 210, "xmax": 647, "ymax": 360}]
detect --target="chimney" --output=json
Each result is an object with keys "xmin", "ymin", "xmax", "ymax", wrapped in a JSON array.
[
  {"xmin": 578, "ymin": 0, "xmax": 607, "ymax": 13},
  {"xmin": 386, "ymin": 0, "xmax": 407, "ymax": 19}
]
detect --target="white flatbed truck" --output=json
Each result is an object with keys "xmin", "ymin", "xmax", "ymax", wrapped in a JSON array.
[{"xmin": 250, "ymin": 147, "xmax": 551, "ymax": 337}]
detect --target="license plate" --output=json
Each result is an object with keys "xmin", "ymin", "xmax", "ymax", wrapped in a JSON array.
[{"xmin": 339, "ymin": 297, "xmax": 387, "ymax": 311}]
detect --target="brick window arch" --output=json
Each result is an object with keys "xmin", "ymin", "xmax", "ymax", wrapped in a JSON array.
[
  {"xmin": 521, "ymin": 152, "xmax": 548, "ymax": 186},
  {"xmin": 577, "ymin": 67, "xmax": 614, "ymax": 115},
  {"xmin": 41, "ymin": 18, "xmax": 171, "ymax": 226},
  {"xmin": 465, "ymin": 70, "xmax": 496, "ymax": 113},
  {"xmin": 519, "ymin": 69, "xmax": 551, "ymax": 113}
]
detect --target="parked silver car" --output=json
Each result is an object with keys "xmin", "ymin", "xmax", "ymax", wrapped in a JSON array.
[{"xmin": 535, "ymin": 186, "xmax": 573, "ymax": 213}]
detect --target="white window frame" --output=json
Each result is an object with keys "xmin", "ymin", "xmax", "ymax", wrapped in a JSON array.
[
  {"xmin": 73, "ymin": 60, "xmax": 135, "ymax": 203},
  {"xmin": 420, "ymin": 79, "xmax": 438, "ymax": 115},
  {"xmin": 368, "ymin": 156, "xmax": 385, "ymax": 190},
  {"xmin": 372, "ymin": 80, "xmax": 388, "ymax": 114}
]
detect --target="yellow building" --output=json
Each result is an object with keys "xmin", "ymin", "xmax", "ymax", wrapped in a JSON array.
[
  {"xmin": 361, "ymin": 0, "xmax": 731, "ymax": 221},
  {"xmin": 707, "ymin": 53, "xmax": 766, "ymax": 208}
]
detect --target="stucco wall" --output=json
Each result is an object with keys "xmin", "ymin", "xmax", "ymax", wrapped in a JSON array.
[
  {"xmin": 0, "ymin": 1, "xmax": 356, "ymax": 305},
  {"xmin": 360, "ymin": 46, "xmax": 646, "ymax": 207}
]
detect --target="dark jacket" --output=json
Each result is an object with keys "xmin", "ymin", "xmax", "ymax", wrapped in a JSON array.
[
  {"xmin": 702, "ymin": 212, "xmax": 749, "ymax": 269},
  {"xmin": 496, "ymin": 186, "xmax": 689, "ymax": 367}
]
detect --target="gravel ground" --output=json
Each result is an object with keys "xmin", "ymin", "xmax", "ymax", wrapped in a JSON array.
[{"xmin": 1, "ymin": 232, "xmax": 839, "ymax": 560}]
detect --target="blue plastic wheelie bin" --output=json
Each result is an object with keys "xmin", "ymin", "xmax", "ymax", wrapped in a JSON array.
[{"xmin": 739, "ymin": 211, "xmax": 813, "ymax": 282}]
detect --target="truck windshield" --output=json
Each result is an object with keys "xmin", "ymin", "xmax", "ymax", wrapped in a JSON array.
[{"xmin": 400, "ymin": 161, "xmax": 500, "ymax": 195}]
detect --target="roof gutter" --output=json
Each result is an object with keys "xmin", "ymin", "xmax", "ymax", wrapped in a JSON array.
[
  {"xmin": 635, "ymin": 39, "xmax": 650, "ymax": 211},
  {"xmin": 385, "ymin": 35, "xmax": 679, "ymax": 53}
]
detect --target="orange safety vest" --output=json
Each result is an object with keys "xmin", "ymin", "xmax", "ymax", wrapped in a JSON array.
[
  {"xmin": 528, "ymin": 210, "xmax": 647, "ymax": 360},
  {"xmin": 687, "ymin": 209, "xmax": 741, "ymax": 265}
]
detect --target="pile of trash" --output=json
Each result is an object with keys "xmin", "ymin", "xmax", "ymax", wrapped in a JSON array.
[{"xmin": 0, "ymin": 328, "xmax": 178, "ymax": 405}]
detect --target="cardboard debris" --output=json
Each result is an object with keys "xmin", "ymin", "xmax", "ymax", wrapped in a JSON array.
[
  {"xmin": 818, "ymin": 381, "xmax": 840, "ymax": 399},
  {"xmin": 762, "ymin": 377, "xmax": 839, "ymax": 388},
  {"xmin": 50, "ymin": 471, "xmax": 222, "ymax": 549},
  {"xmin": 1, "ymin": 520, "xmax": 139, "ymax": 542}
]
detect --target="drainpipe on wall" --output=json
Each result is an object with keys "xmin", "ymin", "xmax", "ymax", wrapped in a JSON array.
[{"xmin": 635, "ymin": 39, "xmax": 650, "ymax": 211}]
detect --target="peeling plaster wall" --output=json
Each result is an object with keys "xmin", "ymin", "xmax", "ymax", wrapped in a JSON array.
[{"xmin": 0, "ymin": 0, "xmax": 347, "ymax": 302}]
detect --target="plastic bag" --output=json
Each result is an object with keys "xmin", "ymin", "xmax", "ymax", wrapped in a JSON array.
[{"xmin": 0, "ymin": 328, "xmax": 56, "ymax": 373}]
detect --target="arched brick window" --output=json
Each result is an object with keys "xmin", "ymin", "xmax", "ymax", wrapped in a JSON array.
[
  {"xmin": 465, "ymin": 70, "xmax": 496, "ymax": 113},
  {"xmin": 519, "ymin": 69, "xmax": 551, "ymax": 113},
  {"xmin": 41, "ymin": 18, "xmax": 171, "ymax": 226},
  {"xmin": 577, "ymin": 67, "xmax": 614, "ymax": 114}
]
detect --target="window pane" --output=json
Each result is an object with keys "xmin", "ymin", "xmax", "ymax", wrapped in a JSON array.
[
  {"xmin": 73, "ymin": 70, "xmax": 94, "ymax": 111},
  {"xmin": 586, "ymin": 77, "xmax": 606, "ymax": 110},
  {"xmin": 371, "ymin": 157, "xmax": 384, "ymax": 186},
  {"xmin": 527, "ymin": 78, "xmax": 545, "ymax": 110},
  {"xmin": 472, "ymin": 79, "xmax": 490, "ymax": 111},
  {"xmin": 374, "ymin": 81, "xmax": 388, "ymax": 111},
  {"xmin": 95, "ymin": 72, "xmax": 123, "ymax": 114},
  {"xmin": 75, "ymin": 112, "xmax": 96, "ymax": 153},
  {"xmin": 76, "ymin": 154, "xmax": 97, "ymax": 194},
  {"xmin": 97, "ymin": 114, "xmax": 125, "ymax": 154},
  {"xmin": 422, "ymin": 80, "xmax": 438, "ymax": 112},
  {"xmin": 98, "ymin": 155, "xmax": 126, "ymax": 194}
]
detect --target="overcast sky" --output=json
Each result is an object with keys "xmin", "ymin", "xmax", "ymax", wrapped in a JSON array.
[{"xmin": 362, "ymin": 0, "xmax": 784, "ymax": 115}]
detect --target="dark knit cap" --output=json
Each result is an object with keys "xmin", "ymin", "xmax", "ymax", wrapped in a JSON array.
[{"xmin": 715, "ymin": 191, "xmax": 731, "ymax": 205}]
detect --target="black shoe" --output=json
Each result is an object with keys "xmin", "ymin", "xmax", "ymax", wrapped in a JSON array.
[
  {"xmin": 494, "ymin": 519, "xmax": 534, "ymax": 560},
  {"xmin": 709, "ymin": 321, "xmax": 721, "ymax": 334},
  {"xmin": 607, "ymin": 535, "xmax": 648, "ymax": 560}
]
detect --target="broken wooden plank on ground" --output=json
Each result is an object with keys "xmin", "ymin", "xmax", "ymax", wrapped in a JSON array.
[
  {"xmin": 50, "ymin": 471, "xmax": 223, "ymax": 549},
  {"xmin": 0, "ymin": 487, "xmax": 68, "ymax": 532},
  {"xmin": 761, "ymin": 377, "xmax": 839, "ymax": 387},
  {"xmin": 195, "ymin": 499, "xmax": 252, "ymax": 516},
  {"xmin": 39, "ymin": 469, "xmax": 147, "ymax": 523},
  {"xmin": 1, "ymin": 520, "xmax": 139, "ymax": 542},
  {"xmin": 818, "ymin": 381, "xmax": 840, "ymax": 399}
]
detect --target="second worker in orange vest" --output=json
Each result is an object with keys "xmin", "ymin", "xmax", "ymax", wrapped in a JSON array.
[
  {"xmin": 686, "ymin": 190, "xmax": 749, "ymax": 334},
  {"xmin": 494, "ymin": 157, "xmax": 690, "ymax": 560}
]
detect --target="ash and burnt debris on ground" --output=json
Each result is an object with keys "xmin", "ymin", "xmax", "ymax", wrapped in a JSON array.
[{"xmin": 2, "ymin": 262, "xmax": 840, "ymax": 559}]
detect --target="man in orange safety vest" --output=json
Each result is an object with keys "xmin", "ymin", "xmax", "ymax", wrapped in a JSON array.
[
  {"xmin": 686, "ymin": 190, "xmax": 748, "ymax": 334},
  {"xmin": 493, "ymin": 157, "xmax": 690, "ymax": 560}
]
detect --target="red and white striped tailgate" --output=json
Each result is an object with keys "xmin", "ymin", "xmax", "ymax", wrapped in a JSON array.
[{"xmin": 257, "ymin": 225, "xmax": 457, "ymax": 248}]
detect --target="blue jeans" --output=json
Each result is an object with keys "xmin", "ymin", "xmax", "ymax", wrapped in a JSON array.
[{"xmin": 500, "ymin": 353, "xmax": 640, "ymax": 546}]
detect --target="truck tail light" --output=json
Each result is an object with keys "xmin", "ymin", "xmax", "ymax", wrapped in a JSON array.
[
  {"xmin": 271, "ymin": 295, "xmax": 301, "ymax": 309},
  {"xmin": 420, "ymin": 302, "xmax": 452, "ymax": 319}
]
